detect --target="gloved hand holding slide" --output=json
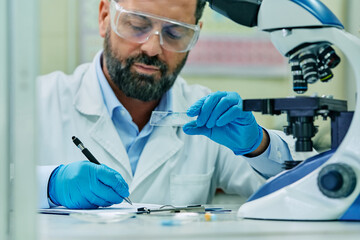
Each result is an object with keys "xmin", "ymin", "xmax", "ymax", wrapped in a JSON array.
[{"xmin": 183, "ymin": 91, "xmax": 263, "ymax": 155}]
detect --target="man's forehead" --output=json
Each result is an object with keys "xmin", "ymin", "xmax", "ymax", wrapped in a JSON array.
[{"xmin": 117, "ymin": 0, "xmax": 197, "ymax": 24}]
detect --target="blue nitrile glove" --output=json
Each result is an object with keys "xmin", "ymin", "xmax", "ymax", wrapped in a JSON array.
[
  {"xmin": 183, "ymin": 91, "xmax": 263, "ymax": 155},
  {"xmin": 48, "ymin": 161, "xmax": 129, "ymax": 209}
]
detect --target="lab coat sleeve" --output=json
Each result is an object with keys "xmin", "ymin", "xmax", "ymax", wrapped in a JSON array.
[
  {"xmin": 243, "ymin": 129, "xmax": 318, "ymax": 178},
  {"xmin": 37, "ymin": 165, "xmax": 58, "ymax": 209},
  {"xmin": 243, "ymin": 130, "xmax": 293, "ymax": 178}
]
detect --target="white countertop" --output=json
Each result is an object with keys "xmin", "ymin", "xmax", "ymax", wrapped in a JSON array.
[{"xmin": 38, "ymin": 205, "xmax": 360, "ymax": 240}]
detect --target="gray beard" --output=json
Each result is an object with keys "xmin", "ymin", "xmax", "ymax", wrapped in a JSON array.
[{"xmin": 103, "ymin": 29, "xmax": 188, "ymax": 102}]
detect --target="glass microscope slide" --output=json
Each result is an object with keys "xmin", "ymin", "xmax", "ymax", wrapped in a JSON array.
[{"xmin": 150, "ymin": 111, "xmax": 196, "ymax": 126}]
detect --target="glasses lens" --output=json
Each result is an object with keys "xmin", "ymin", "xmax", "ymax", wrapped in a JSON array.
[
  {"xmin": 161, "ymin": 24, "xmax": 196, "ymax": 52},
  {"xmin": 112, "ymin": 4, "xmax": 198, "ymax": 52},
  {"xmin": 116, "ymin": 12, "xmax": 153, "ymax": 43}
]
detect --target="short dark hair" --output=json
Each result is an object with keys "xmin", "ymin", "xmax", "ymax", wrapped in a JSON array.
[{"xmin": 195, "ymin": 0, "xmax": 207, "ymax": 23}]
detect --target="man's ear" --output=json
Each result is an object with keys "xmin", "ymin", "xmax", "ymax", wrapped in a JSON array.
[
  {"xmin": 199, "ymin": 21, "xmax": 203, "ymax": 30},
  {"xmin": 99, "ymin": 0, "xmax": 110, "ymax": 38}
]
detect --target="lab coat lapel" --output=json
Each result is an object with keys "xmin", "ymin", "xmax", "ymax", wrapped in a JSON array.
[
  {"xmin": 74, "ymin": 55, "xmax": 133, "ymax": 178},
  {"xmin": 131, "ymin": 79, "xmax": 189, "ymax": 191},
  {"xmin": 131, "ymin": 126, "xmax": 183, "ymax": 191},
  {"xmin": 90, "ymin": 112, "xmax": 133, "ymax": 179}
]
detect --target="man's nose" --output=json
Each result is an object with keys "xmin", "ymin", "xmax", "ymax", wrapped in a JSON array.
[{"xmin": 140, "ymin": 31, "xmax": 163, "ymax": 57}]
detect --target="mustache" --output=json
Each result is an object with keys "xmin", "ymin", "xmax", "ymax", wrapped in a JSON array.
[{"xmin": 125, "ymin": 54, "xmax": 168, "ymax": 74}]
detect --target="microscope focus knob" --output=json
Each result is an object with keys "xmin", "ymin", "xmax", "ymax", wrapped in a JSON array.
[{"xmin": 317, "ymin": 163, "xmax": 356, "ymax": 198}]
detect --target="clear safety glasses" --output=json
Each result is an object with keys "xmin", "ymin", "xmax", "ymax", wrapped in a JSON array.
[{"xmin": 110, "ymin": 0, "xmax": 200, "ymax": 53}]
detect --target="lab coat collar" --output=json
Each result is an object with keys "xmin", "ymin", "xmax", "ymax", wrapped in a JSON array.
[
  {"xmin": 74, "ymin": 51, "xmax": 105, "ymax": 116},
  {"xmin": 170, "ymin": 78, "xmax": 189, "ymax": 113}
]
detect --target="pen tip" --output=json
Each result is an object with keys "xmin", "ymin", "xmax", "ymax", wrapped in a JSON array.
[
  {"xmin": 72, "ymin": 136, "xmax": 76, "ymax": 140},
  {"xmin": 125, "ymin": 197, "xmax": 133, "ymax": 205}
]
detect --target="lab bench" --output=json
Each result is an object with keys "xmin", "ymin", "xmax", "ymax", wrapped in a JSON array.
[{"xmin": 38, "ymin": 205, "xmax": 360, "ymax": 240}]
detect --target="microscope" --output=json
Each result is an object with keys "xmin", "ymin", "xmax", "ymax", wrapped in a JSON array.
[{"xmin": 207, "ymin": 0, "xmax": 360, "ymax": 220}]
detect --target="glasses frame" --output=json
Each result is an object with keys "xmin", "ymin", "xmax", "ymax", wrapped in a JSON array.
[{"xmin": 110, "ymin": 0, "xmax": 201, "ymax": 53}]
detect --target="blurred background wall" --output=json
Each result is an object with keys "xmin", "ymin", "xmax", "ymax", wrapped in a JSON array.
[{"xmin": 39, "ymin": 0, "xmax": 360, "ymax": 152}]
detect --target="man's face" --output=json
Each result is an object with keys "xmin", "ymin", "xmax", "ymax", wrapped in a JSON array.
[{"xmin": 101, "ymin": 0, "xmax": 198, "ymax": 102}]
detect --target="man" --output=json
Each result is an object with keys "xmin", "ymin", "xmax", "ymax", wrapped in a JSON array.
[{"xmin": 37, "ymin": 0, "xmax": 311, "ymax": 209}]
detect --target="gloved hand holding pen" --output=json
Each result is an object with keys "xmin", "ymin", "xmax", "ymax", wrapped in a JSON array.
[
  {"xmin": 183, "ymin": 91, "xmax": 265, "ymax": 156},
  {"xmin": 48, "ymin": 161, "xmax": 130, "ymax": 209}
]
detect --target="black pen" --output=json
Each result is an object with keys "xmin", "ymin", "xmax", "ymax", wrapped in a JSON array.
[{"xmin": 72, "ymin": 136, "xmax": 133, "ymax": 205}]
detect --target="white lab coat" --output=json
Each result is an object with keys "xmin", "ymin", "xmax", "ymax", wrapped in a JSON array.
[{"xmin": 36, "ymin": 54, "xmax": 311, "ymax": 208}]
